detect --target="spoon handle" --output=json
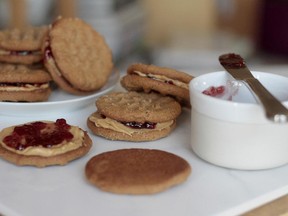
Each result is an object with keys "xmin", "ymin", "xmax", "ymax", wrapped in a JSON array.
[{"xmin": 244, "ymin": 78, "xmax": 288, "ymax": 122}]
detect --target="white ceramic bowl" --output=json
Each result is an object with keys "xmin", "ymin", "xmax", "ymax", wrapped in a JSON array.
[{"xmin": 189, "ymin": 71, "xmax": 288, "ymax": 170}]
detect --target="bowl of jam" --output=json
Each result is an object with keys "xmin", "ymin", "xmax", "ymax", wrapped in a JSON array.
[{"xmin": 189, "ymin": 71, "xmax": 288, "ymax": 170}]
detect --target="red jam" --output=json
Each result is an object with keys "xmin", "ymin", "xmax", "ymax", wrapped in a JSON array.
[
  {"xmin": 219, "ymin": 53, "xmax": 245, "ymax": 68},
  {"xmin": 100, "ymin": 114, "xmax": 156, "ymax": 129},
  {"xmin": 100, "ymin": 114, "xmax": 107, "ymax": 119},
  {"xmin": 146, "ymin": 74, "xmax": 175, "ymax": 85},
  {"xmin": 121, "ymin": 121, "xmax": 156, "ymax": 129},
  {"xmin": 202, "ymin": 85, "xmax": 225, "ymax": 97},
  {"xmin": 165, "ymin": 80, "xmax": 174, "ymax": 85},
  {"xmin": 44, "ymin": 44, "xmax": 53, "ymax": 59},
  {"xmin": 3, "ymin": 119, "xmax": 73, "ymax": 151}
]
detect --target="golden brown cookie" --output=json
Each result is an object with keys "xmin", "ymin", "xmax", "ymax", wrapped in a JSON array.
[
  {"xmin": 0, "ymin": 26, "xmax": 48, "ymax": 64},
  {"xmin": 0, "ymin": 63, "xmax": 52, "ymax": 102},
  {"xmin": 42, "ymin": 17, "xmax": 113, "ymax": 95},
  {"xmin": 121, "ymin": 63, "xmax": 193, "ymax": 107},
  {"xmin": 87, "ymin": 91, "xmax": 182, "ymax": 141},
  {"xmin": 0, "ymin": 119, "xmax": 92, "ymax": 167},
  {"xmin": 85, "ymin": 148, "xmax": 191, "ymax": 194}
]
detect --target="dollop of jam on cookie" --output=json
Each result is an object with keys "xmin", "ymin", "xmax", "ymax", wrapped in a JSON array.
[{"xmin": 3, "ymin": 119, "xmax": 73, "ymax": 151}]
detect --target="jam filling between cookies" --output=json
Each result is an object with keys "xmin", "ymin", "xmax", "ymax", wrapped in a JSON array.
[
  {"xmin": 0, "ymin": 119, "xmax": 85, "ymax": 157},
  {"xmin": 44, "ymin": 44, "xmax": 65, "ymax": 78},
  {"xmin": 133, "ymin": 71, "xmax": 189, "ymax": 90},
  {"xmin": 121, "ymin": 121, "xmax": 156, "ymax": 129},
  {"xmin": 44, "ymin": 45, "xmax": 54, "ymax": 59},
  {"xmin": 0, "ymin": 82, "xmax": 50, "ymax": 91},
  {"xmin": 89, "ymin": 113, "xmax": 174, "ymax": 136},
  {"xmin": 44, "ymin": 42, "xmax": 88, "ymax": 93},
  {"xmin": 101, "ymin": 114, "xmax": 156, "ymax": 129},
  {"xmin": 0, "ymin": 49, "xmax": 41, "ymax": 56},
  {"xmin": 44, "ymin": 44, "xmax": 73, "ymax": 85}
]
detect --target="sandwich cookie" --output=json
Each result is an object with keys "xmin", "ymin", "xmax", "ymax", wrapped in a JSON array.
[
  {"xmin": 85, "ymin": 148, "xmax": 191, "ymax": 194},
  {"xmin": 0, "ymin": 26, "xmax": 48, "ymax": 64},
  {"xmin": 87, "ymin": 91, "xmax": 182, "ymax": 141},
  {"xmin": 121, "ymin": 63, "xmax": 193, "ymax": 107},
  {"xmin": 0, "ymin": 63, "xmax": 52, "ymax": 102},
  {"xmin": 0, "ymin": 119, "xmax": 92, "ymax": 167},
  {"xmin": 43, "ymin": 17, "xmax": 113, "ymax": 95}
]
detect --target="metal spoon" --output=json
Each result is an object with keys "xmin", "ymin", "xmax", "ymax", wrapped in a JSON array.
[{"xmin": 219, "ymin": 53, "xmax": 288, "ymax": 123}]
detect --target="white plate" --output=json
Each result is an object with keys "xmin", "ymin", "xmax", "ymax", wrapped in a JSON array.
[{"xmin": 0, "ymin": 70, "xmax": 120, "ymax": 116}]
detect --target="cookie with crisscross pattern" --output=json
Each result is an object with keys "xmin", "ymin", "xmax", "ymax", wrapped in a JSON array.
[
  {"xmin": 42, "ymin": 17, "xmax": 113, "ymax": 95},
  {"xmin": 0, "ymin": 26, "xmax": 48, "ymax": 64},
  {"xmin": 87, "ymin": 91, "xmax": 182, "ymax": 141}
]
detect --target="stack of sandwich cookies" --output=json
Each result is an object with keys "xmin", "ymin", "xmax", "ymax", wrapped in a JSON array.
[
  {"xmin": 0, "ymin": 63, "xmax": 52, "ymax": 102},
  {"xmin": 0, "ymin": 26, "xmax": 53, "ymax": 102},
  {"xmin": 85, "ymin": 148, "xmax": 191, "ymax": 194},
  {"xmin": 87, "ymin": 91, "xmax": 182, "ymax": 141},
  {"xmin": 121, "ymin": 63, "xmax": 193, "ymax": 107},
  {"xmin": 43, "ymin": 17, "xmax": 113, "ymax": 95},
  {"xmin": 0, "ymin": 26, "xmax": 48, "ymax": 64},
  {"xmin": 0, "ymin": 119, "xmax": 92, "ymax": 167},
  {"xmin": 0, "ymin": 17, "xmax": 114, "ymax": 102}
]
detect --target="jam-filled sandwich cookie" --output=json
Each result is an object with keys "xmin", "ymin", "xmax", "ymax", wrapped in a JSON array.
[
  {"xmin": 87, "ymin": 91, "xmax": 182, "ymax": 141},
  {"xmin": 0, "ymin": 119, "xmax": 92, "ymax": 167},
  {"xmin": 121, "ymin": 63, "xmax": 193, "ymax": 107},
  {"xmin": 0, "ymin": 63, "xmax": 52, "ymax": 102},
  {"xmin": 85, "ymin": 148, "xmax": 191, "ymax": 194},
  {"xmin": 0, "ymin": 26, "xmax": 48, "ymax": 64},
  {"xmin": 43, "ymin": 17, "xmax": 113, "ymax": 95}
]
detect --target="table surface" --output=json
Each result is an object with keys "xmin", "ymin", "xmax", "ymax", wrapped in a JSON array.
[
  {"xmin": 244, "ymin": 194, "xmax": 288, "ymax": 215},
  {"xmin": 1, "ymin": 70, "xmax": 288, "ymax": 216}
]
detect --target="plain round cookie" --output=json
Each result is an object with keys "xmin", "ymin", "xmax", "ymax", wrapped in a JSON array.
[
  {"xmin": 87, "ymin": 111, "xmax": 177, "ymax": 141},
  {"xmin": 95, "ymin": 91, "xmax": 182, "ymax": 123},
  {"xmin": 0, "ymin": 122, "xmax": 92, "ymax": 167},
  {"xmin": 43, "ymin": 17, "xmax": 113, "ymax": 94},
  {"xmin": 85, "ymin": 148, "xmax": 191, "ymax": 194}
]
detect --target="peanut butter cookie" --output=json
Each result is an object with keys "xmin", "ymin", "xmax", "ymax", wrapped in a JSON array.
[
  {"xmin": 87, "ymin": 91, "xmax": 182, "ymax": 141},
  {"xmin": 0, "ymin": 26, "xmax": 48, "ymax": 64},
  {"xmin": 0, "ymin": 63, "xmax": 52, "ymax": 102},
  {"xmin": 43, "ymin": 17, "xmax": 113, "ymax": 95},
  {"xmin": 121, "ymin": 63, "xmax": 193, "ymax": 107},
  {"xmin": 0, "ymin": 119, "xmax": 92, "ymax": 167}
]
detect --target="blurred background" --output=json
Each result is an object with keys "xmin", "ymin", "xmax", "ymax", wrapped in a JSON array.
[{"xmin": 1, "ymin": 0, "xmax": 288, "ymax": 76}]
